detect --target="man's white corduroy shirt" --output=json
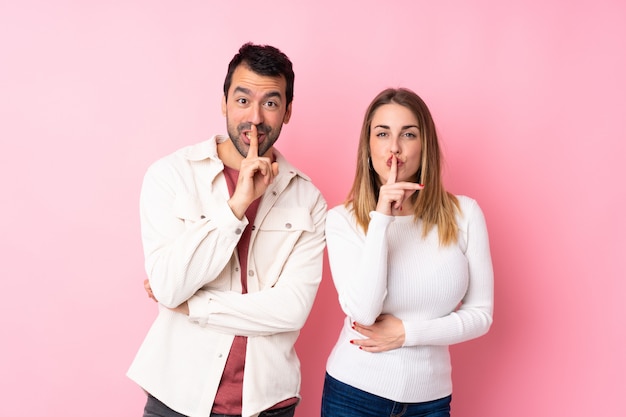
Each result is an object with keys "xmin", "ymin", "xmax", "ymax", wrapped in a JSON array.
[{"xmin": 127, "ymin": 135, "xmax": 327, "ymax": 417}]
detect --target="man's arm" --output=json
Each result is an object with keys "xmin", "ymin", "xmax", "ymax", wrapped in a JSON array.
[
  {"xmin": 186, "ymin": 191, "xmax": 327, "ymax": 336},
  {"xmin": 140, "ymin": 159, "xmax": 247, "ymax": 308}
]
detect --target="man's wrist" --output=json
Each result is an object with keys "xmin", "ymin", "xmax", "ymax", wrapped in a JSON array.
[{"xmin": 227, "ymin": 197, "xmax": 247, "ymax": 219}]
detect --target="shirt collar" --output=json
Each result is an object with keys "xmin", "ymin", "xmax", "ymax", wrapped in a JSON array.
[
  {"xmin": 182, "ymin": 134, "xmax": 227, "ymax": 162},
  {"xmin": 182, "ymin": 134, "xmax": 312, "ymax": 182}
]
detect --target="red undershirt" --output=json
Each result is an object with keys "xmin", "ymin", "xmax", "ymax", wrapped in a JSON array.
[{"xmin": 212, "ymin": 164, "xmax": 297, "ymax": 414}]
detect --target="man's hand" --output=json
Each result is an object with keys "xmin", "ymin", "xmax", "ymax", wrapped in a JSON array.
[
  {"xmin": 350, "ymin": 314, "xmax": 406, "ymax": 353},
  {"xmin": 169, "ymin": 301, "xmax": 189, "ymax": 316},
  {"xmin": 142, "ymin": 278, "xmax": 189, "ymax": 315},
  {"xmin": 375, "ymin": 155, "xmax": 422, "ymax": 216},
  {"xmin": 144, "ymin": 279, "xmax": 157, "ymax": 302},
  {"xmin": 228, "ymin": 125, "xmax": 279, "ymax": 219}
]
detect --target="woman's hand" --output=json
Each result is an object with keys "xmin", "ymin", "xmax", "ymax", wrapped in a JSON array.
[
  {"xmin": 351, "ymin": 314, "xmax": 406, "ymax": 352},
  {"xmin": 375, "ymin": 155, "xmax": 422, "ymax": 215}
]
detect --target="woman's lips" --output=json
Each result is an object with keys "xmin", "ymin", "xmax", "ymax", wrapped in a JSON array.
[{"xmin": 386, "ymin": 157, "xmax": 403, "ymax": 167}]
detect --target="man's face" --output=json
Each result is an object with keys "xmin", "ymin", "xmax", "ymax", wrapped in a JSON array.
[{"xmin": 222, "ymin": 65, "xmax": 292, "ymax": 157}]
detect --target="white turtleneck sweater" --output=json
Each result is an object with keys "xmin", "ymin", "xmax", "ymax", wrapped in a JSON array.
[{"xmin": 325, "ymin": 195, "xmax": 494, "ymax": 402}]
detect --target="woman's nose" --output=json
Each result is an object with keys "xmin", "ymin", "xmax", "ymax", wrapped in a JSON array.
[{"xmin": 390, "ymin": 139, "xmax": 400, "ymax": 155}]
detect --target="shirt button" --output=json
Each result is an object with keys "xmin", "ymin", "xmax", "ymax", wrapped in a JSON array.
[
  {"xmin": 235, "ymin": 228, "xmax": 242, "ymax": 235},
  {"xmin": 285, "ymin": 223, "xmax": 292, "ymax": 229},
  {"xmin": 235, "ymin": 267, "xmax": 239, "ymax": 272},
  {"xmin": 218, "ymin": 353, "xmax": 223, "ymax": 358},
  {"xmin": 200, "ymin": 215, "xmax": 206, "ymax": 219},
  {"xmin": 272, "ymin": 191, "xmax": 277, "ymax": 196},
  {"xmin": 248, "ymin": 270, "xmax": 255, "ymax": 277}
]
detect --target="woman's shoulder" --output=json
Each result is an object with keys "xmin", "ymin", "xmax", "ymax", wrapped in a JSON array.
[
  {"xmin": 454, "ymin": 194, "xmax": 483, "ymax": 212},
  {"xmin": 327, "ymin": 203, "xmax": 360, "ymax": 229},
  {"xmin": 328, "ymin": 203, "xmax": 354, "ymax": 221},
  {"xmin": 329, "ymin": 203, "xmax": 351, "ymax": 213},
  {"xmin": 454, "ymin": 194, "xmax": 487, "ymax": 226}
]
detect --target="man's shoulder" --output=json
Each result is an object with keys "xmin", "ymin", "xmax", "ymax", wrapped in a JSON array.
[
  {"xmin": 147, "ymin": 137, "xmax": 221, "ymax": 172},
  {"xmin": 273, "ymin": 153, "xmax": 326, "ymax": 208},
  {"xmin": 169, "ymin": 136, "xmax": 220, "ymax": 162}
]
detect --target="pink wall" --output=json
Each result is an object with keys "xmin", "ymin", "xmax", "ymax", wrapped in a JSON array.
[{"xmin": 1, "ymin": 1, "xmax": 624, "ymax": 415}]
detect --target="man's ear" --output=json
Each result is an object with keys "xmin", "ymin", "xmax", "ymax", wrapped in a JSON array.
[
  {"xmin": 221, "ymin": 96, "xmax": 227, "ymax": 116},
  {"xmin": 283, "ymin": 103, "xmax": 292, "ymax": 124}
]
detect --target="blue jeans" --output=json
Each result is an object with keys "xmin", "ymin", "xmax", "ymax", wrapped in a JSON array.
[
  {"xmin": 143, "ymin": 394, "xmax": 297, "ymax": 417},
  {"xmin": 321, "ymin": 373, "xmax": 451, "ymax": 417}
]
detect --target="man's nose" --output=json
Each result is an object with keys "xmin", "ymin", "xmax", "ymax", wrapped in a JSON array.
[{"xmin": 248, "ymin": 104, "xmax": 263, "ymax": 125}]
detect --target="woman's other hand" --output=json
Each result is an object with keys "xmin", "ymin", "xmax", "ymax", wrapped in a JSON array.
[{"xmin": 351, "ymin": 314, "xmax": 405, "ymax": 352}]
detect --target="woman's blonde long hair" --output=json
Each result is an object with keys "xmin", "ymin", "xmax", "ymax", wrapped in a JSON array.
[{"xmin": 346, "ymin": 88, "xmax": 460, "ymax": 245}]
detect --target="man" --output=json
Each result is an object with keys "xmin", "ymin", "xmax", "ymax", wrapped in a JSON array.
[{"xmin": 127, "ymin": 43, "xmax": 327, "ymax": 417}]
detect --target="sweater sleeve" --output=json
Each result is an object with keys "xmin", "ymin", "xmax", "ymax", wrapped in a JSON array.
[
  {"xmin": 325, "ymin": 207, "xmax": 394, "ymax": 325},
  {"xmin": 403, "ymin": 198, "xmax": 494, "ymax": 346}
]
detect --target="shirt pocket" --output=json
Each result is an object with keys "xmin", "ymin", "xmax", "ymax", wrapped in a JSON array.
[
  {"xmin": 258, "ymin": 207, "xmax": 314, "ymax": 233},
  {"xmin": 254, "ymin": 207, "xmax": 315, "ymax": 289}
]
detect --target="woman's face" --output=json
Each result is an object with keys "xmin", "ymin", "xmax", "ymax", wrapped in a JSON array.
[{"xmin": 369, "ymin": 103, "xmax": 422, "ymax": 184}]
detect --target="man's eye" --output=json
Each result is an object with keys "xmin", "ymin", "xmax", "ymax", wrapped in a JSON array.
[
  {"xmin": 237, "ymin": 98, "xmax": 248, "ymax": 104},
  {"xmin": 265, "ymin": 101, "xmax": 277, "ymax": 108}
]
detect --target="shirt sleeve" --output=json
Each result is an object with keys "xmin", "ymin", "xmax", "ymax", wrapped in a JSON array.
[
  {"xmin": 140, "ymin": 159, "xmax": 247, "ymax": 308},
  {"xmin": 325, "ymin": 207, "xmax": 394, "ymax": 325},
  {"xmin": 403, "ymin": 198, "xmax": 494, "ymax": 346},
  {"xmin": 186, "ymin": 191, "xmax": 328, "ymax": 336}
]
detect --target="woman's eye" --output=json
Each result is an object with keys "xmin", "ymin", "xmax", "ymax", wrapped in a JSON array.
[{"xmin": 376, "ymin": 132, "xmax": 388, "ymax": 138}]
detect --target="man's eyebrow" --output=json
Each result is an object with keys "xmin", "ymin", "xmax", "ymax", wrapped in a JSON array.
[
  {"xmin": 263, "ymin": 91, "xmax": 283, "ymax": 100},
  {"xmin": 232, "ymin": 86, "xmax": 283, "ymax": 101},
  {"xmin": 233, "ymin": 86, "xmax": 252, "ymax": 95}
]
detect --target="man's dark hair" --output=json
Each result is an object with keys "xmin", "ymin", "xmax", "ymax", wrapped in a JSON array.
[{"xmin": 223, "ymin": 42, "xmax": 295, "ymax": 106}]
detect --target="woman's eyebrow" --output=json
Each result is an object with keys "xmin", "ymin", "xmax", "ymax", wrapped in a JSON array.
[{"xmin": 372, "ymin": 124, "xmax": 419, "ymax": 129}]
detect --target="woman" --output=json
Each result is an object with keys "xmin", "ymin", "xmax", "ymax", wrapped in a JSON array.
[{"xmin": 321, "ymin": 88, "xmax": 494, "ymax": 417}]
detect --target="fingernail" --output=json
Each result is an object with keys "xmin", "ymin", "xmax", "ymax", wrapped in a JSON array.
[
  {"xmin": 350, "ymin": 340, "xmax": 354, "ymax": 344},
  {"xmin": 419, "ymin": 183, "xmax": 424, "ymax": 187}
]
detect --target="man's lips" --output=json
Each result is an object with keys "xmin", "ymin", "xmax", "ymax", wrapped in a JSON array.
[{"xmin": 242, "ymin": 131, "xmax": 266, "ymax": 144}]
